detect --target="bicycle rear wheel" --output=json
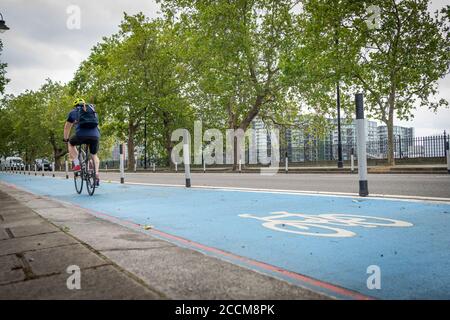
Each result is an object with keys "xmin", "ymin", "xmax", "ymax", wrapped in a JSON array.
[
  {"xmin": 74, "ymin": 146, "xmax": 84, "ymax": 194},
  {"xmin": 85, "ymin": 150, "xmax": 96, "ymax": 196}
]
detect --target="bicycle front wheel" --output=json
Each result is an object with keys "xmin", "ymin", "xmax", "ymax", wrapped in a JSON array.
[
  {"xmin": 85, "ymin": 156, "xmax": 96, "ymax": 196},
  {"xmin": 74, "ymin": 171, "xmax": 83, "ymax": 194}
]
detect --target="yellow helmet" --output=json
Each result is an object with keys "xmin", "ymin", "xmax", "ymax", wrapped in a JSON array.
[{"xmin": 73, "ymin": 98, "xmax": 85, "ymax": 107}]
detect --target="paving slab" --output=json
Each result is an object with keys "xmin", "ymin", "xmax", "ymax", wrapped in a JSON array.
[
  {"xmin": 34, "ymin": 208, "xmax": 175, "ymax": 251},
  {"xmin": 0, "ymin": 200, "xmax": 18, "ymax": 206},
  {"xmin": 1, "ymin": 215, "xmax": 43, "ymax": 226},
  {"xmin": 1, "ymin": 203, "xmax": 29, "ymax": 212},
  {"xmin": 0, "ymin": 229, "xmax": 9, "ymax": 241},
  {"xmin": 0, "ymin": 232, "xmax": 78, "ymax": 256},
  {"xmin": 0, "ymin": 265, "xmax": 162, "ymax": 300},
  {"xmin": 1, "ymin": 207, "xmax": 33, "ymax": 215},
  {"xmin": 24, "ymin": 244, "xmax": 108, "ymax": 276},
  {"xmin": 0, "ymin": 255, "xmax": 24, "ymax": 285},
  {"xmin": 9, "ymin": 223, "xmax": 60, "ymax": 238},
  {"xmin": 20, "ymin": 199, "xmax": 64, "ymax": 210},
  {"xmin": 1, "ymin": 216, "xmax": 47, "ymax": 228},
  {"xmin": 33, "ymin": 207, "xmax": 89, "ymax": 223}
]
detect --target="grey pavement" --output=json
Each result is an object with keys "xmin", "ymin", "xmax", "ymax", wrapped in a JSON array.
[
  {"xmin": 44, "ymin": 171, "xmax": 450, "ymax": 199},
  {"xmin": 0, "ymin": 188, "xmax": 163, "ymax": 299},
  {"xmin": 0, "ymin": 183, "xmax": 329, "ymax": 300}
]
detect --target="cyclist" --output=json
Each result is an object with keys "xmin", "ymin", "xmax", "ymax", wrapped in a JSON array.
[{"xmin": 63, "ymin": 98, "xmax": 100, "ymax": 186}]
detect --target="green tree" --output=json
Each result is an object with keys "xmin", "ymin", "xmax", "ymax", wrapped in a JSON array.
[
  {"xmin": 72, "ymin": 13, "xmax": 193, "ymax": 169},
  {"xmin": 38, "ymin": 79, "xmax": 73, "ymax": 168},
  {"xmin": 161, "ymin": 0, "xmax": 300, "ymax": 168},
  {"xmin": 7, "ymin": 90, "xmax": 49, "ymax": 162},
  {"xmin": 1, "ymin": 80, "xmax": 73, "ymax": 167},
  {"xmin": 0, "ymin": 95, "xmax": 14, "ymax": 157},
  {"xmin": 354, "ymin": 0, "xmax": 449, "ymax": 165},
  {"xmin": 284, "ymin": 0, "xmax": 365, "ymax": 128},
  {"xmin": 291, "ymin": 0, "xmax": 450, "ymax": 165}
]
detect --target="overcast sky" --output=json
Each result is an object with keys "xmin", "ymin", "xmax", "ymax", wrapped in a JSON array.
[{"xmin": 0, "ymin": 0, "xmax": 449, "ymax": 136}]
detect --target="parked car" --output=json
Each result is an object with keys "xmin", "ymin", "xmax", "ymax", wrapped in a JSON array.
[
  {"xmin": 4, "ymin": 157, "xmax": 25, "ymax": 170},
  {"xmin": 35, "ymin": 159, "xmax": 53, "ymax": 171}
]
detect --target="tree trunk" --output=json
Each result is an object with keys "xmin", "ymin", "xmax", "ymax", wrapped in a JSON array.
[
  {"xmin": 386, "ymin": 111, "xmax": 395, "ymax": 166},
  {"xmin": 127, "ymin": 124, "xmax": 136, "ymax": 171},
  {"xmin": 53, "ymin": 150, "xmax": 66, "ymax": 171},
  {"xmin": 162, "ymin": 112, "xmax": 174, "ymax": 168},
  {"xmin": 165, "ymin": 143, "xmax": 173, "ymax": 168},
  {"xmin": 386, "ymin": 86, "xmax": 396, "ymax": 166},
  {"xmin": 233, "ymin": 136, "xmax": 239, "ymax": 171},
  {"xmin": 49, "ymin": 133, "xmax": 67, "ymax": 171},
  {"xmin": 231, "ymin": 95, "xmax": 264, "ymax": 171}
]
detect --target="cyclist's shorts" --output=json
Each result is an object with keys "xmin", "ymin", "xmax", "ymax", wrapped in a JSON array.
[{"xmin": 69, "ymin": 136, "xmax": 99, "ymax": 155}]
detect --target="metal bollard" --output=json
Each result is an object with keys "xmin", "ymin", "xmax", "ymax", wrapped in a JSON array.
[
  {"xmin": 203, "ymin": 160, "xmax": 206, "ymax": 173},
  {"xmin": 153, "ymin": 163, "xmax": 155, "ymax": 172},
  {"xmin": 183, "ymin": 130, "xmax": 191, "ymax": 188},
  {"xmin": 355, "ymin": 93, "xmax": 368, "ymax": 197},
  {"xmin": 28, "ymin": 164, "xmax": 31, "ymax": 175},
  {"xmin": 285, "ymin": 156, "xmax": 289, "ymax": 174},
  {"xmin": 446, "ymin": 141, "xmax": 449, "ymax": 174},
  {"xmin": 239, "ymin": 159, "xmax": 242, "ymax": 173},
  {"xmin": 52, "ymin": 162, "xmax": 55, "ymax": 177},
  {"xmin": 119, "ymin": 144, "xmax": 125, "ymax": 184},
  {"xmin": 105, "ymin": 164, "xmax": 108, "ymax": 174},
  {"xmin": 175, "ymin": 162, "xmax": 178, "ymax": 172},
  {"xmin": 65, "ymin": 160, "xmax": 69, "ymax": 179},
  {"xmin": 34, "ymin": 164, "xmax": 37, "ymax": 176},
  {"xmin": 351, "ymin": 148, "xmax": 355, "ymax": 173},
  {"xmin": 42, "ymin": 164, "xmax": 44, "ymax": 176}
]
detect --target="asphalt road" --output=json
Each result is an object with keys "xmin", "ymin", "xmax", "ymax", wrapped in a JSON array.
[{"xmin": 44, "ymin": 171, "xmax": 450, "ymax": 199}]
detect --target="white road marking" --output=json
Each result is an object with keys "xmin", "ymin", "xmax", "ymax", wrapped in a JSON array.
[
  {"xmin": 108, "ymin": 180, "xmax": 450, "ymax": 203},
  {"xmin": 239, "ymin": 212, "xmax": 413, "ymax": 238}
]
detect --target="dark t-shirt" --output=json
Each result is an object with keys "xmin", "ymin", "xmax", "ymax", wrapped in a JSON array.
[{"xmin": 67, "ymin": 105, "xmax": 100, "ymax": 138}]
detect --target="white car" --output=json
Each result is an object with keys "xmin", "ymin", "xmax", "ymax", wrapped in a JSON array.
[{"xmin": 4, "ymin": 157, "xmax": 25, "ymax": 170}]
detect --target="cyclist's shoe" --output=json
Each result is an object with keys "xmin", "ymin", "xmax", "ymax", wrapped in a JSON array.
[
  {"xmin": 72, "ymin": 164, "xmax": 81, "ymax": 172},
  {"xmin": 95, "ymin": 175, "xmax": 100, "ymax": 187}
]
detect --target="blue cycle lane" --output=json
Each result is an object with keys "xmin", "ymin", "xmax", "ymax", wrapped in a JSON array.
[{"xmin": 1, "ymin": 173, "xmax": 450, "ymax": 299}]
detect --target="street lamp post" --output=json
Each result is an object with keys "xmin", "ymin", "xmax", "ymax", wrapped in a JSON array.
[
  {"xmin": 334, "ymin": 26, "xmax": 343, "ymax": 169},
  {"xmin": 336, "ymin": 83, "xmax": 344, "ymax": 168},
  {"xmin": 0, "ymin": 13, "xmax": 10, "ymax": 33},
  {"xmin": 144, "ymin": 106, "xmax": 147, "ymax": 169}
]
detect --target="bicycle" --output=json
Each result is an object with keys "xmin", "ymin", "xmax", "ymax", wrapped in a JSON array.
[{"xmin": 74, "ymin": 144, "xmax": 96, "ymax": 196}]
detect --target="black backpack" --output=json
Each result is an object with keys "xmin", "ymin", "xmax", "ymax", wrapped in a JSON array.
[{"xmin": 77, "ymin": 104, "xmax": 99, "ymax": 129}]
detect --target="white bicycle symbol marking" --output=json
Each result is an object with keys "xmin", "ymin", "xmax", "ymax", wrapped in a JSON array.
[{"xmin": 239, "ymin": 212, "xmax": 413, "ymax": 238}]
